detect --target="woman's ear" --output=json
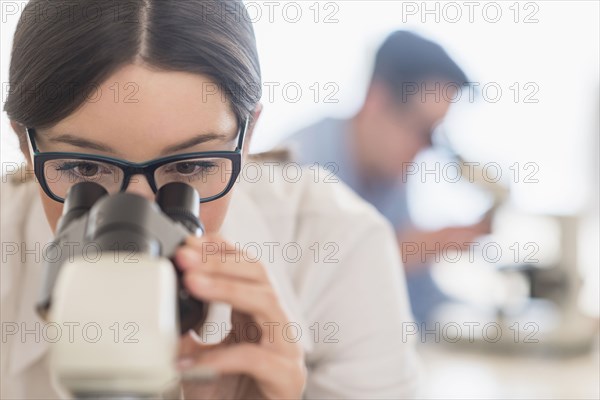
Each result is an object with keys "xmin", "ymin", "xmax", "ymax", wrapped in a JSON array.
[{"xmin": 243, "ymin": 102, "xmax": 263, "ymax": 156}]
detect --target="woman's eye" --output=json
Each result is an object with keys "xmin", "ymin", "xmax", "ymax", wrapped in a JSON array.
[
  {"xmin": 75, "ymin": 163, "xmax": 100, "ymax": 177},
  {"xmin": 175, "ymin": 162, "xmax": 197, "ymax": 174},
  {"xmin": 56, "ymin": 162, "xmax": 106, "ymax": 177},
  {"xmin": 174, "ymin": 161, "xmax": 216, "ymax": 175}
]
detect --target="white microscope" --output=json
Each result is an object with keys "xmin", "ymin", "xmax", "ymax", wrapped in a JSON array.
[{"xmin": 36, "ymin": 182, "xmax": 208, "ymax": 399}]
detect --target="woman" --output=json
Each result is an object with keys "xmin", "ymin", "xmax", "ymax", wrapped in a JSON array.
[{"xmin": 1, "ymin": 0, "xmax": 420, "ymax": 398}]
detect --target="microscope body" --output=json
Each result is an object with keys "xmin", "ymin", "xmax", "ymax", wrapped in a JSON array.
[
  {"xmin": 38, "ymin": 182, "xmax": 208, "ymax": 398},
  {"xmin": 50, "ymin": 256, "xmax": 179, "ymax": 396}
]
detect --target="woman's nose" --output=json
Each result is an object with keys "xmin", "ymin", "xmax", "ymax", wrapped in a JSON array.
[{"xmin": 124, "ymin": 174, "xmax": 155, "ymax": 201}]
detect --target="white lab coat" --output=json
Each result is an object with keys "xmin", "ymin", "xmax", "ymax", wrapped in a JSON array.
[{"xmin": 0, "ymin": 160, "xmax": 421, "ymax": 399}]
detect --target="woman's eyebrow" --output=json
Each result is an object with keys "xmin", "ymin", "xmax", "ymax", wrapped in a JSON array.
[
  {"xmin": 160, "ymin": 133, "xmax": 230, "ymax": 155},
  {"xmin": 48, "ymin": 134, "xmax": 115, "ymax": 153},
  {"xmin": 47, "ymin": 132, "xmax": 231, "ymax": 155}
]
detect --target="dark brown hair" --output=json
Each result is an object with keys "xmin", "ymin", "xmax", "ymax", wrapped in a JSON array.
[
  {"xmin": 372, "ymin": 30, "xmax": 468, "ymax": 104},
  {"xmin": 4, "ymin": 0, "xmax": 262, "ymax": 148}
]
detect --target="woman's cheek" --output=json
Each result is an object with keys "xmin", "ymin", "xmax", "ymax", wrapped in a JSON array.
[
  {"xmin": 39, "ymin": 188, "xmax": 63, "ymax": 234},
  {"xmin": 198, "ymin": 190, "xmax": 233, "ymax": 234}
]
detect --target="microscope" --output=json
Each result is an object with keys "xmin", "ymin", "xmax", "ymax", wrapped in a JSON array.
[
  {"xmin": 36, "ymin": 181, "xmax": 209, "ymax": 398},
  {"xmin": 430, "ymin": 128, "xmax": 598, "ymax": 355}
]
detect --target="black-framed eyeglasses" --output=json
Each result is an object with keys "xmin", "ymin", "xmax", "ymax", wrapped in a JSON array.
[{"xmin": 26, "ymin": 118, "xmax": 249, "ymax": 203}]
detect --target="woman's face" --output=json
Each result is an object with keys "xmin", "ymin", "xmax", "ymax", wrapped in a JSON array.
[{"xmin": 23, "ymin": 64, "xmax": 251, "ymax": 234}]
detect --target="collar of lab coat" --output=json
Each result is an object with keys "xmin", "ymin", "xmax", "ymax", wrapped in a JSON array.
[{"xmin": 5, "ymin": 181, "xmax": 312, "ymax": 378}]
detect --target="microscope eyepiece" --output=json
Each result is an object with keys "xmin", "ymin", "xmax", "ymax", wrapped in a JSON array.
[
  {"xmin": 156, "ymin": 182, "xmax": 202, "ymax": 234},
  {"xmin": 58, "ymin": 182, "xmax": 108, "ymax": 233}
]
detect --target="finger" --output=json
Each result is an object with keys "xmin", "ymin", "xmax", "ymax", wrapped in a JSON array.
[
  {"xmin": 187, "ymin": 343, "xmax": 306, "ymax": 399},
  {"xmin": 175, "ymin": 245, "xmax": 267, "ymax": 283},
  {"xmin": 183, "ymin": 272, "xmax": 287, "ymax": 327},
  {"xmin": 186, "ymin": 233, "xmax": 234, "ymax": 251},
  {"xmin": 187, "ymin": 234, "xmax": 260, "ymax": 264},
  {"xmin": 183, "ymin": 273, "xmax": 296, "ymax": 354},
  {"xmin": 179, "ymin": 331, "xmax": 225, "ymax": 358}
]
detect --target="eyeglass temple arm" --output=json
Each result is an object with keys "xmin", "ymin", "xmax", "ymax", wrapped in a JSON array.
[
  {"xmin": 236, "ymin": 117, "xmax": 250, "ymax": 151},
  {"xmin": 25, "ymin": 127, "xmax": 40, "ymax": 157}
]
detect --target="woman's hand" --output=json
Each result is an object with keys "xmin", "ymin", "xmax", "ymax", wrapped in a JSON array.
[{"xmin": 174, "ymin": 234, "xmax": 306, "ymax": 399}]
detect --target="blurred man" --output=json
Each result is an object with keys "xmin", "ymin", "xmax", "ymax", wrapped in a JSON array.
[{"xmin": 283, "ymin": 31, "xmax": 490, "ymax": 324}]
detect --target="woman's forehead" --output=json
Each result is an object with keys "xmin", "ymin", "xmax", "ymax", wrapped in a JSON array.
[{"xmin": 41, "ymin": 64, "xmax": 238, "ymax": 158}]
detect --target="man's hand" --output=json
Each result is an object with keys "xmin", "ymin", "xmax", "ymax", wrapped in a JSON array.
[{"xmin": 398, "ymin": 216, "xmax": 492, "ymax": 271}]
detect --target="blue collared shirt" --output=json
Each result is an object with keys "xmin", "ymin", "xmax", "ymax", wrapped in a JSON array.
[{"xmin": 284, "ymin": 118, "xmax": 412, "ymax": 232}]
